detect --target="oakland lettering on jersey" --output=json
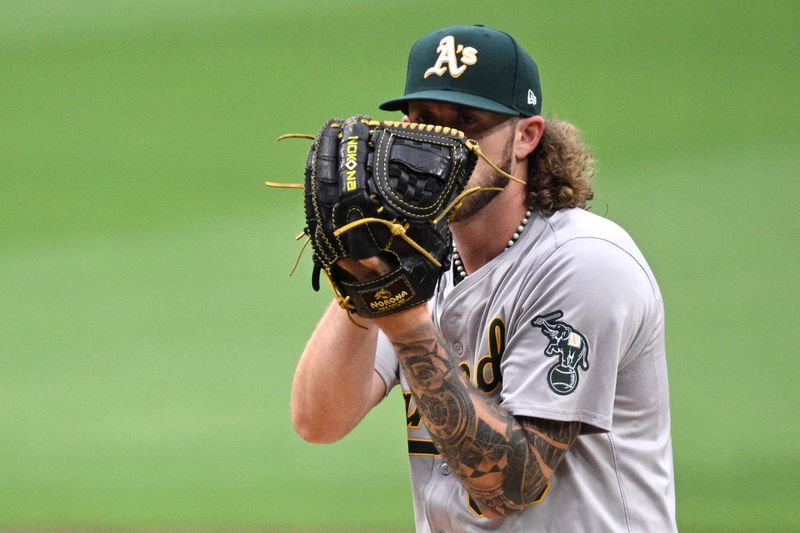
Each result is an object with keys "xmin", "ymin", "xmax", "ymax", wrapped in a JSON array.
[
  {"xmin": 405, "ymin": 317, "xmax": 506, "ymax": 431},
  {"xmin": 403, "ymin": 391, "xmax": 421, "ymax": 428},
  {"xmin": 459, "ymin": 317, "xmax": 506, "ymax": 394}
]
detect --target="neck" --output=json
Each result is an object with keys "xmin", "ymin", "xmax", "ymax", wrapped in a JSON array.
[{"xmin": 451, "ymin": 183, "xmax": 528, "ymax": 276}]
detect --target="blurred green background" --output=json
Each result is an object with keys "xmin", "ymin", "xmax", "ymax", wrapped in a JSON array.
[{"xmin": 1, "ymin": 1, "xmax": 798, "ymax": 531}]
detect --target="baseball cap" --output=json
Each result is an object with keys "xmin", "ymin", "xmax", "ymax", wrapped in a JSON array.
[{"xmin": 380, "ymin": 25, "xmax": 542, "ymax": 117}]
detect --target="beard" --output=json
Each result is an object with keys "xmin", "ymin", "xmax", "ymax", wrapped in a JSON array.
[{"xmin": 450, "ymin": 140, "xmax": 515, "ymax": 223}]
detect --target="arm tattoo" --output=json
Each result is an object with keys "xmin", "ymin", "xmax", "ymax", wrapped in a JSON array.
[{"xmin": 391, "ymin": 328, "xmax": 581, "ymax": 518}]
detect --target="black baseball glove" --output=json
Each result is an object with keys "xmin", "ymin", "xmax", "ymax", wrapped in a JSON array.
[{"xmin": 300, "ymin": 115, "xmax": 477, "ymax": 318}]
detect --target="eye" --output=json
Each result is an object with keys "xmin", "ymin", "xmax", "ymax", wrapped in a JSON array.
[
  {"xmin": 414, "ymin": 113, "xmax": 433, "ymax": 124},
  {"xmin": 458, "ymin": 113, "xmax": 477, "ymax": 126}
]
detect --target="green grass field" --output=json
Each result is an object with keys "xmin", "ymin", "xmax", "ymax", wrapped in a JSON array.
[{"xmin": 1, "ymin": 1, "xmax": 798, "ymax": 531}]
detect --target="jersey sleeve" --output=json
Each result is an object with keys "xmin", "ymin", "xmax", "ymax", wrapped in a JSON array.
[
  {"xmin": 374, "ymin": 330, "xmax": 400, "ymax": 396},
  {"xmin": 499, "ymin": 237, "xmax": 660, "ymax": 433}
]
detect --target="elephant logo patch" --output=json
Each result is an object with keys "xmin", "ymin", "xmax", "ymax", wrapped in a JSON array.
[{"xmin": 531, "ymin": 311, "xmax": 589, "ymax": 395}]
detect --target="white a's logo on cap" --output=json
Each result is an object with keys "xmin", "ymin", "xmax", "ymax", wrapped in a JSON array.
[{"xmin": 424, "ymin": 36, "xmax": 478, "ymax": 79}]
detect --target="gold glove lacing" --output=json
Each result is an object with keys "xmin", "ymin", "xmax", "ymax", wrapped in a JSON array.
[{"xmin": 333, "ymin": 218, "xmax": 441, "ymax": 268}]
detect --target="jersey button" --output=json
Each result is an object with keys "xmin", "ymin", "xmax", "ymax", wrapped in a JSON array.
[{"xmin": 440, "ymin": 462, "xmax": 451, "ymax": 475}]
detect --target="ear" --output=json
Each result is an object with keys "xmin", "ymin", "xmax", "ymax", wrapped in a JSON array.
[
  {"xmin": 402, "ymin": 115, "xmax": 410, "ymax": 124},
  {"xmin": 514, "ymin": 115, "xmax": 544, "ymax": 161}
]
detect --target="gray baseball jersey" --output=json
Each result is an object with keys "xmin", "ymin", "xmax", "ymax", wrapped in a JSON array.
[{"xmin": 374, "ymin": 207, "xmax": 676, "ymax": 532}]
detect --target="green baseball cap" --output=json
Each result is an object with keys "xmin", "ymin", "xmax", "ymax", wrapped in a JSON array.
[{"xmin": 380, "ymin": 25, "xmax": 542, "ymax": 117}]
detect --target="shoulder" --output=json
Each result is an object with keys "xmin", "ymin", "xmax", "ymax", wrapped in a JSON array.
[
  {"xmin": 511, "ymin": 209, "xmax": 665, "ymax": 367},
  {"xmin": 534, "ymin": 208, "xmax": 661, "ymax": 299},
  {"xmin": 544, "ymin": 208, "xmax": 640, "ymax": 253}
]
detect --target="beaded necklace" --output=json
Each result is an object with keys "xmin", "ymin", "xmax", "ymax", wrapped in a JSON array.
[{"xmin": 452, "ymin": 209, "xmax": 532, "ymax": 280}]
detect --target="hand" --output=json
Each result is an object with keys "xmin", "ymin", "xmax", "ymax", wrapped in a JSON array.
[{"xmin": 291, "ymin": 116, "xmax": 477, "ymax": 318}]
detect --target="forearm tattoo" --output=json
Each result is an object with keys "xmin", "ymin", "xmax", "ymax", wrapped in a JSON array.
[{"xmin": 391, "ymin": 327, "xmax": 581, "ymax": 518}]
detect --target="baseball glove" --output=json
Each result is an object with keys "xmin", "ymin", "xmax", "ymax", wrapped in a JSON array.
[{"xmin": 268, "ymin": 115, "xmax": 522, "ymax": 319}]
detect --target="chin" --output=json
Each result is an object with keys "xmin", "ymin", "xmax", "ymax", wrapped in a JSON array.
[
  {"xmin": 452, "ymin": 171, "xmax": 508, "ymax": 222},
  {"xmin": 450, "ymin": 191, "xmax": 501, "ymax": 222}
]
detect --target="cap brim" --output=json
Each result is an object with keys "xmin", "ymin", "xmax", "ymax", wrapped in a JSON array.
[{"xmin": 379, "ymin": 89, "xmax": 521, "ymax": 116}]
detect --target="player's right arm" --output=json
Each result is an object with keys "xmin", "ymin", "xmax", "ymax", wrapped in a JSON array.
[{"xmin": 291, "ymin": 299, "xmax": 388, "ymax": 443}]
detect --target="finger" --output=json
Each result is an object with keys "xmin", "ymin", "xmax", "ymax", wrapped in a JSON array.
[
  {"xmin": 336, "ymin": 258, "xmax": 380, "ymax": 281},
  {"xmin": 336, "ymin": 257, "xmax": 392, "ymax": 281},
  {"xmin": 358, "ymin": 257, "xmax": 392, "ymax": 276}
]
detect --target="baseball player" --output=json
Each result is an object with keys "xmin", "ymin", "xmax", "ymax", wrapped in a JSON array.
[{"xmin": 291, "ymin": 25, "xmax": 677, "ymax": 532}]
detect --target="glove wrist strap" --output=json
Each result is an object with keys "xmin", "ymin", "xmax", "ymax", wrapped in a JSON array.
[{"xmin": 337, "ymin": 270, "xmax": 427, "ymax": 318}]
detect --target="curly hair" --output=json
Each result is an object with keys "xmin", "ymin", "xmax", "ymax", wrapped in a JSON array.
[{"xmin": 526, "ymin": 118, "xmax": 595, "ymax": 217}]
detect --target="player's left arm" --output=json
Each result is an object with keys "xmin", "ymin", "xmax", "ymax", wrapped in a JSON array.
[{"xmin": 374, "ymin": 306, "xmax": 581, "ymax": 520}]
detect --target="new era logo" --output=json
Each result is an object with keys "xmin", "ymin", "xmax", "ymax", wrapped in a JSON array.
[{"xmin": 527, "ymin": 89, "xmax": 537, "ymax": 106}]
